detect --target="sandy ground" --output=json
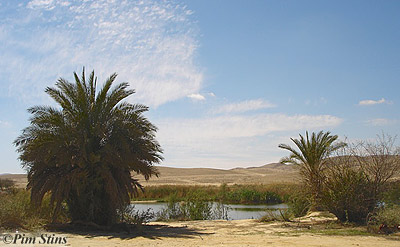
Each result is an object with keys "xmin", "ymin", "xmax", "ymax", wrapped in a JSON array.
[
  {"xmin": 67, "ymin": 220, "xmax": 399, "ymax": 247},
  {"xmin": 65, "ymin": 220, "xmax": 399, "ymax": 247},
  {"xmin": 2, "ymin": 220, "xmax": 397, "ymax": 247}
]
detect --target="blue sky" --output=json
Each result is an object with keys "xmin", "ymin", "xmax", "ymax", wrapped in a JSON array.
[{"xmin": 1, "ymin": 0, "xmax": 399, "ymax": 173}]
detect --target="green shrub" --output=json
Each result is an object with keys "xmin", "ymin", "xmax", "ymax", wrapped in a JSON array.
[
  {"xmin": 322, "ymin": 169, "xmax": 375, "ymax": 223},
  {"xmin": 183, "ymin": 201, "xmax": 212, "ymax": 220},
  {"xmin": 287, "ymin": 190, "xmax": 310, "ymax": 217},
  {"xmin": 0, "ymin": 189, "xmax": 30, "ymax": 229},
  {"xmin": 0, "ymin": 189, "xmax": 68, "ymax": 230},
  {"xmin": 137, "ymin": 184, "xmax": 298, "ymax": 205},
  {"xmin": 368, "ymin": 205, "xmax": 400, "ymax": 234},
  {"xmin": 0, "ymin": 179, "xmax": 15, "ymax": 191},
  {"xmin": 118, "ymin": 205, "xmax": 154, "ymax": 225},
  {"xmin": 383, "ymin": 181, "xmax": 400, "ymax": 205},
  {"xmin": 259, "ymin": 209, "xmax": 292, "ymax": 222},
  {"xmin": 156, "ymin": 193, "xmax": 229, "ymax": 221}
]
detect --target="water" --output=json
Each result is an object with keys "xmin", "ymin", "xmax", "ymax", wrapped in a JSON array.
[
  {"xmin": 227, "ymin": 203, "xmax": 288, "ymax": 220},
  {"xmin": 131, "ymin": 202, "xmax": 288, "ymax": 221}
]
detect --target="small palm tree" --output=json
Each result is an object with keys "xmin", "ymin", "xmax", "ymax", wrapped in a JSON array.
[
  {"xmin": 278, "ymin": 131, "xmax": 345, "ymax": 210},
  {"xmin": 14, "ymin": 69, "xmax": 163, "ymax": 225}
]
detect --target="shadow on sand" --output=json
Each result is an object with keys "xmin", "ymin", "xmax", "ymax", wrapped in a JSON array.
[{"xmin": 45, "ymin": 223, "xmax": 212, "ymax": 240}]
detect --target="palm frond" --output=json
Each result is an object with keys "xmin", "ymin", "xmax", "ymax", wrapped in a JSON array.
[{"xmin": 14, "ymin": 68, "xmax": 163, "ymax": 225}]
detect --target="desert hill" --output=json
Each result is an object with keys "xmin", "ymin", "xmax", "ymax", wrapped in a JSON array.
[
  {"xmin": 0, "ymin": 173, "xmax": 28, "ymax": 188},
  {"xmin": 0, "ymin": 163, "xmax": 299, "ymax": 188}
]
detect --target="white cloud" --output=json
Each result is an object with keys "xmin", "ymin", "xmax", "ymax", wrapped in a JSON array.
[
  {"xmin": 1, "ymin": 0, "xmax": 202, "ymax": 107},
  {"xmin": 365, "ymin": 118, "xmax": 398, "ymax": 126},
  {"xmin": 27, "ymin": 0, "xmax": 55, "ymax": 10},
  {"xmin": 158, "ymin": 114, "xmax": 342, "ymax": 140},
  {"xmin": 212, "ymin": 99, "xmax": 276, "ymax": 114},
  {"xmin": 187, "ymin": 93, "xmax": 206, "ymax": 101},
  {"xmin": 358, "ymin": 98, "xmax": 390, "ymax": 106},
  {"xmin": 0, "ymin": 121, "xmax": 11, "ymax": 128},
  {"xmin": 305, "ymin": 97, "xmax": 327, "ymax": 106},
  {"xmin": 155, "ymin": 113, "xmax": 343, "ymax": 168}
]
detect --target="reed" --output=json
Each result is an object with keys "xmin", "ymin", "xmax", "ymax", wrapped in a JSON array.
[{"xmin": 135, "ymin": 183, "xmax": 300, "ymax": 204}]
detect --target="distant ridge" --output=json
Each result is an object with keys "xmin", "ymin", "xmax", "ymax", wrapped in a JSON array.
[
  {"xmin": 0, "ymin": 173, "xmax": 28, "ymax": 188},
  {"xmin": 0, "ymin": 163, "xmax": 299, "ymax": 187},
  {"xmin": 142, "ymin": 163, "xmax": 298, "ymax": 185}
]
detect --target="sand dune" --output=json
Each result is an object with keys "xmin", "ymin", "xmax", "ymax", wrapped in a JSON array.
[
  {"xmin": 0, "ymin": 163, "xmax": 299, "ymax": 188},
  {"xmin": 141, "ymin": 163, "xmax": 299, "ymax": 186}
]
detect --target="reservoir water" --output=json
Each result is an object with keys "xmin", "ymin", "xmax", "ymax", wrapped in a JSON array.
[{"xmin": 131, "ymin": 202, "xmax": 288, "ymax": 221}]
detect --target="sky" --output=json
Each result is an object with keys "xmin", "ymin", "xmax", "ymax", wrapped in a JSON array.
[{"xmin": 1, "ymin": 0, "xmax": 399, "ymax": 173}]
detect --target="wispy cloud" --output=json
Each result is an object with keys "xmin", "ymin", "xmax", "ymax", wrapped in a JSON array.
[
  {"xmin": 187, "ymin": 93, "xmax": 206, "ymax": 101},
  {"xmin": 158, "ymin": 114, "xmax": 342, "ymax": 140},
  {"xmin": 0, "ymin": 121, "xmax": 11, "ymax": 128},
  {"xmin": 155, "ymin": 113, "xmax": 343, "ymax": 167},
  {"xmin": 358, "ymin": 98, "xmax": 390, "ymax": 106},
  {"xmin": 27, "ymin": 0, "xmax": 58, "ymax": 9},
  {"xmin": 1, "ymin": 0, "xmax": 202, "ymax": 107},
  {"xmin": 365, "ymin": 118, "xmax": 398, "ymax": 126},
  {"xmin": 212, "ymin": 99, "xmax": 276, "ymax": 114},
  {"xmin": 305, "ymin": 97, "xmax": 328, "ymax": 106}
]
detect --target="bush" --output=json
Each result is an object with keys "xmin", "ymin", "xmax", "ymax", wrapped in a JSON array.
[
  {"xmin": 157, "ymin": 193, "xmax": 212, "ymax": 221},
  {"xmin": 156, "ymin": 193, "xmax": 229, "ymax": 221},
  {"xmin": 383, "ymin": 181, "xmax": 400, "ymax": 205},
  {"xmin": 287, "ymin": 190, "xmax": 310, "ymax": 217},
  {"xmin": 321, "ymin": 168, "xmax": 375, "ymax": 223},
  {"xmin": 0, "ymin": 189, "xmax": 68, "ymax": 230},
  {"xmin": 259, "ymin": 209, "xmax": 292, "ymax": 222},
  {"xmin": 368, "ymin": 205, "xmax": 400, "ymax": 234},
  {"xmin": 0, "ymin": 189, "xmax": 30, "ymax": 229},
  {"xmin": 0, "ymin": 179, "xmax": 15, "ymax": 191},
  {"xmin": 118, "ymin": 205, "xmax": 154, "ymax": 225}
]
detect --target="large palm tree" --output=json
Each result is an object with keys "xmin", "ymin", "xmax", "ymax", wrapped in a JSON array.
[
  {"xmin": 278, "ymin": 131, "xmax": 345, "ymax": 210},
  {"xmin": 14, "ymin": 69, "xmax": 163, "ymax": 225}
]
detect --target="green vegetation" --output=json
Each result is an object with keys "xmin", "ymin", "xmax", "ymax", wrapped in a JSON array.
[
  {"xmin": 118, "ymin": 205, "xmax": 155, "ymax": 226},
  {"xmin": 0, "ymin": 179, "xmax": 15, "ymax": 191},
  {"xmin": 279, "ymin": 131, "xmax": 346, "ymax": 210},
  {"xmin": 368, "ymin": 204, "xmax": 400, "ymax": 234},
  {"xmin": 14, "ymin": 69, "xmax": 163, "ymax": 226},
  {"xmin": 0, "ymin": 189, "xmax": 68, "ymax": 230},
  {"xmin": 259, "ymin": 209, "xmax": 292, "ymax": 222},
  {"xmin": 321, "ymin": 135, "xmax": 400, "ymax": 224},
  {"xmin": 295, "ymin": 223, "xmax": 374, "ymax": 236},
  {"xmin": 156, "ymin": 193, "xmax": 228, "ymax": 221},
  {"xmin": 280, "ymin": 131, "xmax": 400, "ymax": 230},
  {"xmin": 383, "ymin": 181, "xmax": 400, "ymax": 205},
  {"xmin": 136, "ymin": 183, "xmax": 299, "ymax": 205},
  {"xmin": 136, "ymin": 183, "xmax": 299, "ymax": 221},
  {"xmin": 286, "ymin": 189, "xmax": 311, "ymax": 217},
  {"xmin": 0, "ymin": 188, "xmax": 155, "ymax": 230},
  {"xmin": 321, "ymin": 160, "xmax": 375, "ymax": 223}
]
